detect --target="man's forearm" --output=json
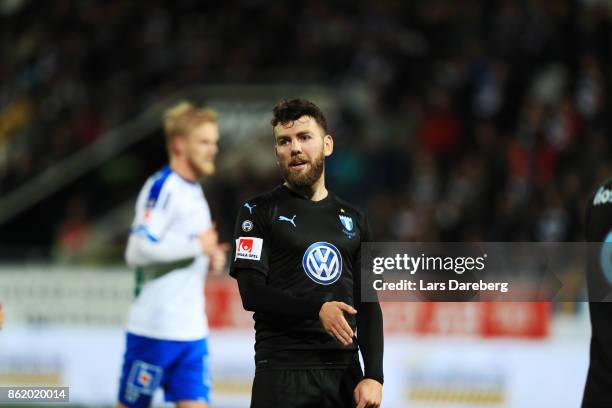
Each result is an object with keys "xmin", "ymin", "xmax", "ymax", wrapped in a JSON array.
[
  {"xmin": 237, "ymin": 269, "xmax": 325, "ymax": 318},
  {"xmin": 357, "ymin": 301, "xmax": 384, "ymax": 384}
]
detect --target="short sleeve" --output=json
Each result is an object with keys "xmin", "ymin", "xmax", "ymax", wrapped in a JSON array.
[{"xmin": 229, "ymin": 199, "xmax": 271, "ymax": 278}]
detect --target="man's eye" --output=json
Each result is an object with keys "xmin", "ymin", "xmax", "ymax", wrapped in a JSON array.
[{"xmin": 278, "ymin": 139, "xmax": 289, "ymax": 146}]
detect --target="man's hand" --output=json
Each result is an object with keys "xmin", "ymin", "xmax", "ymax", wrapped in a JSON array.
[
  {"xmin": 197, "ymin": 225, "xmax": 230, "ymax": 274},
  {"xmin": 354, "ymin": 378, "xmax": 382, "ymax": 408},
  {"xmin": 210, "ymin": 243, "xmax": 230, "ymax": 275},
  {"xmin": 318, "ymin": 301, "xmax": 356, "ymax": 346},
  {"xmin": 197, "ymin": 224, "xmax": 219, "ymax": 256}
]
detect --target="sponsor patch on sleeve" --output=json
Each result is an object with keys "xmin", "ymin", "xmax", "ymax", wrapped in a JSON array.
[{"xmin": 235, "ymin": 237, "xmax": 263, "ymax": 261}]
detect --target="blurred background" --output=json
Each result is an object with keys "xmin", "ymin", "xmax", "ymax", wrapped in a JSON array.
[{"xmin": 0, "ymin": 0, "xmax": 610, "ymax": 406}]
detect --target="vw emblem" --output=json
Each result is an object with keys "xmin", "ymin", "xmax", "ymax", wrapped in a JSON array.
[{"xmin": 302, "ymin": 242, "xmax": 342, "ymax": 285}]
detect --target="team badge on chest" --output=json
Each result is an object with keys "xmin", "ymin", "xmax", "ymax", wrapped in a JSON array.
[{"xmin": 339, "ymin": 214, "xmax": 356, "ymax": 239}]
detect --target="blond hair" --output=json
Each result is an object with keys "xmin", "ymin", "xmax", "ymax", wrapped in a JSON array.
[{"xmin": 163, "ymin": 101, "xmax": 218, "ymax": 149}]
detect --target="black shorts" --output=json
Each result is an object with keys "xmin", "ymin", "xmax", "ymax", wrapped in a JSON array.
[{"xmin": 250, "ymin": 358, "xmax": 363, "ymax": 408}]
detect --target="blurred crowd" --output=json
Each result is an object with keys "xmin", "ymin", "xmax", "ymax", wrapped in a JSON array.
[{"xmin": 1, "ymin": 0, "xmax": 611, "ymax": 259}]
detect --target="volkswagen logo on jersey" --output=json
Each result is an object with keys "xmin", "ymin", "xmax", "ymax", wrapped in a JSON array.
[{"xmin": 302, "ymin": 242, "xmax": 342, "ymax": 285}]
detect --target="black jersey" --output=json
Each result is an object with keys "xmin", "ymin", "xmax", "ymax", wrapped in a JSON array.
[
  {"xmin": 583, "ymin": 178, "xmax": 612, "ymax": 408},
  {"xmin": 229, "ymin": 185, "xmax": 368, "ymax": 363}
]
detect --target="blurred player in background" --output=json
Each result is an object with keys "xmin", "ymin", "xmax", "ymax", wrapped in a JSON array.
[
  {"xmin": 0, "ymin": 304, "xmax": 3, "ymax": 329},
  {"xmin": 116, "ymin": 102, "xmax": 228, "ymax": 408},
  {"xmin": 230, "ymin": 99, "xmax": 383, "ymax": 408},
  {"xmin": 583, "ymin": 179, "xmax": 612, "ymax": 408}
]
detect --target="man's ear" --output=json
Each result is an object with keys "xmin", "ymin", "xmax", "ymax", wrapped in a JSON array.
[
  {"xmin": 323, "ymin": 134, "xmax": 334, "ymax": 157},
  {"xmin": 170, "ymin": 134, "xmax": 184, "ymax": 156}
]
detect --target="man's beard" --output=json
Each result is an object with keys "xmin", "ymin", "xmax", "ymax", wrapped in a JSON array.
[
  {"xmin": 282, "ymin": 152, "xmax": 325, "ymax": 188},
  {"xmin": 189, "ymin": 157, "xmax": 215, "ymax": 178}
]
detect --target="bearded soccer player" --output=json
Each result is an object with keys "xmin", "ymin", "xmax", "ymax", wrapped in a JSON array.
[
  {"xmin": 230, "ymin": 99, "xmax": 384, "ymax": 408},
  {"xmin": 583, "ymin": 179, "xmax": 612, "ymax": 408},
  {"xmin": 117, "ymin": 102, "xmax": 228, "ymax": 408}
]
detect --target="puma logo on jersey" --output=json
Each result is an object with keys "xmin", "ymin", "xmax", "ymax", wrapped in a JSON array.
[
  {"xmin": 244, "ymin": 203, "xmax": 256, "ymax": 214},
  {"xmin": 278, "ymin": 215, "xmax": 296, "ymax": 227}
]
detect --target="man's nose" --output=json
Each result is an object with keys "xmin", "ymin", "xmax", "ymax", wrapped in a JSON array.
[{"xmin": 290, "ymin": 139, "xmax": 302, "ymax": 154}]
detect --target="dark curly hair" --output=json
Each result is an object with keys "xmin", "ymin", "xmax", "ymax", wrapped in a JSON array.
[{"xmin": 271, "ymin": 99, "xmax": 328, "ymax": 134}]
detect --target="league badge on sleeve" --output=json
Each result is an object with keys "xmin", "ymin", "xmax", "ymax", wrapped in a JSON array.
[
  {"xmin": 235, "ymin": 237, "xmax": 263, "ymax": 260},
  {"xmin": 242, "ymin": 220, "xmax": 254, "ymax": 232},
  {"xmin": 339, "ymin": 214, "xmax": 356, "ymax": 239}
]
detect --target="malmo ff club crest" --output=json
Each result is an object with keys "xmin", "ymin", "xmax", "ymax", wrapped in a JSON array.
[
  {"xmin": 339, "ymin": 214, "xmax": 356, "ymax": 239},
  {"xmin": 302, "ymin": 242, "xmax": 343, "ymax": 285}
]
